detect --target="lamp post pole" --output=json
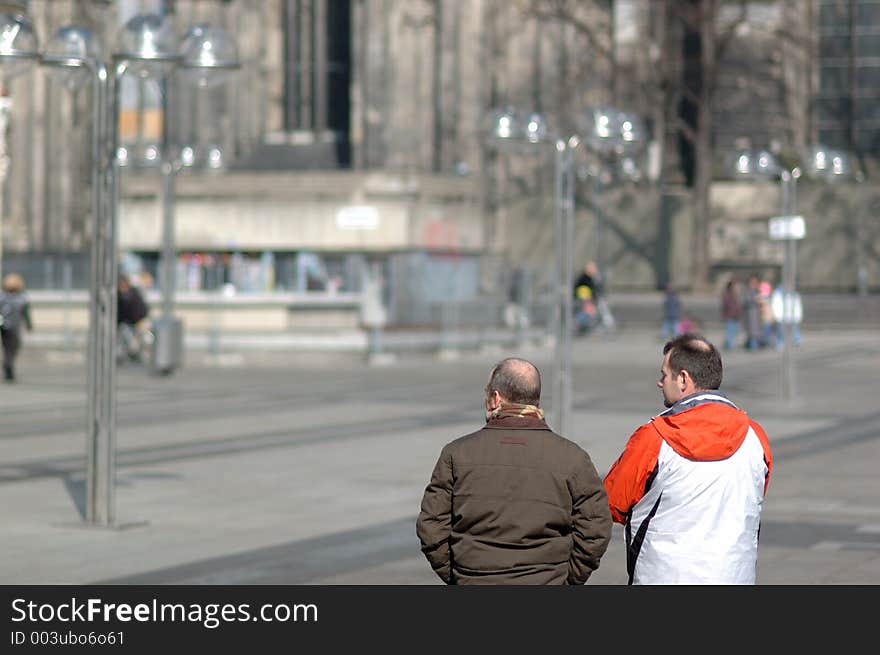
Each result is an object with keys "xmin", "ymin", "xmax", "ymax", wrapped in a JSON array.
[
  {"xmin": 21, "ymin": 35, "xmax": 118, "ymax": 525},
  {"xmin": 486, "ymin": 109, "xmax": 573, "ymax": 435},
  {"xmin": 160, "ymin": 110, "xmax": 178, "ymax": 322},
  {"xmin": 154, "ymin": 71, "xmax": 184, "ymax": 375},
  {"xmin": 551, "ymin": 138, "xmax": 573, "ymax": 436},
  {"xmin": 778, "ymin": 169, "xmax": 798, "ymax": 402},
  {"xmin": 563, "ymin": 138, "xmax": 577, "ymax": 435},
  {"xmin": 735, "ymin": 149, "xmax": 804, "ymax": 404},
  {"xmin": 0, "ymin": 92, "xmax": 9, "ymax": 278},
  {"xmin": 90, "ymin": 59, "xmax": 117, "ymax": 525}
]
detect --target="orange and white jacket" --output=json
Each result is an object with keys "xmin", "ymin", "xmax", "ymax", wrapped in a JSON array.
[{"xmin": 604, "ymin": 392, "xmax": 772, "ymax": 584}]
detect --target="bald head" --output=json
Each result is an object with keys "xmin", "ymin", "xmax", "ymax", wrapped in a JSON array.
[
  {"xmin": 488, "ymin": 358, "xmax": 541, "ymax": 405},
  {"xmin": 663, "ymin": 333, "xmax": 722, "ymax": 390}
]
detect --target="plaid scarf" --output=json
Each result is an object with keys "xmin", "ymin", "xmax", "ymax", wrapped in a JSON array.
[{"xmin": 488, "ymin": 402, "xmax": 545, "ymax": 421}]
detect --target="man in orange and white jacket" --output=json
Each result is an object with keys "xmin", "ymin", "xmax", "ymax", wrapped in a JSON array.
[{"xmin": 604, "ymin": 333, "xmax": 773, "ymax": 584}]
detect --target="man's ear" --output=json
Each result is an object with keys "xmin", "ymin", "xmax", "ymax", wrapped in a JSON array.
[
  {"xmin": 487, "ymin": 389, "xmax": 501, "ymax": 410},
  {"xmin": 679, "ymin": 369, "xmax": 693, "ymax": 392}
]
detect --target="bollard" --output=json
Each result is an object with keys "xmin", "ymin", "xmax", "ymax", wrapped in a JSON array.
[{"xmin": 151, "ymin": 316, "xmax": 184, "ymax": 376}]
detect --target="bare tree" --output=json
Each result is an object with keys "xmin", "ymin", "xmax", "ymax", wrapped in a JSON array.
[{"xmin": 520, "ymin": 0, "xmax": 806, "ymax": 291}]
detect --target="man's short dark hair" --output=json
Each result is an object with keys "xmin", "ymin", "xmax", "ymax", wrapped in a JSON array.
[
  {"xmin": 488, "ymin": 357, "xmax": 541, "ymax": 405},
  {"xmin": 663, "ymin": 333, "xmax": 722, "ymax": 390}
]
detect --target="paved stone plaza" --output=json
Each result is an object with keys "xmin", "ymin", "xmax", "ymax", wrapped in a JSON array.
[{"xmin": 1, "ymin": 326, "xmax": 878, "ymax": 585}]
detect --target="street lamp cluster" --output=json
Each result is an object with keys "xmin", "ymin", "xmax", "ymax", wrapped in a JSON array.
[
  {"xmin": 484, "ymin": 105, "xmax": 644, "ymax": 437},
  {"xmin": 0, "ymin": 10, "xmax": 239, "ymax": 527},
  {"xmin": 730, "ymin": 144, "xmax": 859, "ymax": 401},
  {"xmin": 730, "ymin": 144, "xmax": 854, "ymax": 181}
]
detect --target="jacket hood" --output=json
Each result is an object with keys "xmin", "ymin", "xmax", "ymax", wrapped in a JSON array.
[{"xmin": 650, "ymin": 398, "xmax": 750, "ymax": 461}]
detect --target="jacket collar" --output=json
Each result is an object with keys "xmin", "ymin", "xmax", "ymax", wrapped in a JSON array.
[
  {"xmin": 658, "ymin": 390, "xmax": 738, "ymax": 418},
  {"xmin": 485, "ymin": 415, "xmax": 550, "ymax": 430}
]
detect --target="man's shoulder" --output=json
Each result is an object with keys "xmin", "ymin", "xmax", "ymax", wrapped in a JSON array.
[
  {"xmin": 443, "ymin": 424, "xmax": 585, "ymax": 452},
  {"xmin": 623, "ymin": 419, "xmax": 660, "ymax": 445},
  {"xmin": 538, "ymin": 430, "xmax": 601, "ymax": 469},
  {"xmin": 443, "ymin": 427, "xmax": 488, "ymax": 451}
]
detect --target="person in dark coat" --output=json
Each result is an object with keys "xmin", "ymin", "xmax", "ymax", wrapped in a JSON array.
[
  {"xmin": 117, "ymin": 273, "xmax": 150, "ymax": 362},
  {"xmin": 573, "ymin": 262, "xmax": 598, "ymax": 334},
  {"xmin": 721, "ymin": 279, "xmax": 742, "ymax": 350},
  {"xmin": 0, "ymin": 272, "xmax": 33, "ymax": 381},
  {"xmin": 416, "ymin": 357, "xmax": 612, "ymax": 585}
]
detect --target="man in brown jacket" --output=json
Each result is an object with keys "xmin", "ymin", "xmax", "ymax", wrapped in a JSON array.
[{"xmin": 416, "ymin": 357, "xmax": 612, "ymax": 584}]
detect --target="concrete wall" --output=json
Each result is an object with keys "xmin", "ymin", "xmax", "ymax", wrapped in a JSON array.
[
  {"xmin": 118, "ymin": 171, "xmax": 483, "ymax": 254},
  {"xmin": 29, "ymin": 291, "xmax": 364, "ymax": 335}
]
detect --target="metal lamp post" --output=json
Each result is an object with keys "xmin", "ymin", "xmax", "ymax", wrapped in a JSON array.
[
  {"xmin": 484, "ymin": 107, "xmax": 575, "ymax": 436},
  {"xmin": 733, "ymin": 148, "xmax": 804, "ymax": 401},
  {"xmin": 737, "ymin": 145, "xmax": 856, "ymax": 401},
  {"xmin": 0, "ymin": 11, "xmax": 117, "ymax": 525},
  {"xmin": 0, "ymin": 10, "xmax": 238, "ymax": 527},
  {"xmin": 776, "ymin": 165, "xmax": 802, "ymax": 401},
  {"xmin": 116, "ymin": 16, "xmax": 239, "ymax": 376},
  {"xmin": 42, "ymin": 25, "xmax": 116, "ymax": 526},
  {"xmin": 484, "ymin": 106, "xmax": 644, "ymax": 436}
]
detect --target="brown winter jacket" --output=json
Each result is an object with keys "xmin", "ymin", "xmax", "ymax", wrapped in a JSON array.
[{"xmin": 416, "ymin": 415, "xmax": 612, "ymax": 585}]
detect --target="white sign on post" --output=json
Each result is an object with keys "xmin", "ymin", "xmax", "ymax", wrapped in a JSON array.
[
  {"xmin": 768, "ymin": 215, "xmax": 806, "ymax": 241},
  {"xmin": 336, "ymin": 205, "xmax": 379, "ymax": 230}
]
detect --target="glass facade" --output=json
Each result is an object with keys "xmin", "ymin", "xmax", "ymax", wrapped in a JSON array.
[
  {"xmin": 817, "ymin": 0, "xmax": 880, "ymax": 157},
  {"xmin": 121, "ymin": 249, "xmax": 371, "ymax": 294}
]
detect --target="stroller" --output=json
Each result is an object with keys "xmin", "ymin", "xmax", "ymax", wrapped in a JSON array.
[{"xmin": 117, "ymin": 319, "xmax": 154, "ymax": 364}]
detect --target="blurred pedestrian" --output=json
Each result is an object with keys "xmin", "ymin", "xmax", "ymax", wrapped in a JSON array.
[
  {"xmin": 586, "ymin": 261, "xmax": 616, "ymax": 332},
  {"xmin": 573, "ymin": 284, "xmax": 597, "ymax": 335},
  {"xmin": 770, "ymin": 283, "xmax": 802, "ymax": 349},
  {"xmin": 660, "ymin": 283, "xmax": 681, "ymax": 341},
  {"xmin": 117, "ymin": 273, "xmax": 150, "ymax": 363},
  {"xmin": 416, "ymin": 357, "xmax": 612, "ymax": 585},
  {"xmin": 676, "ymin": 314, "xmax": 701, "ymax": 334},
  {"xmin": 604, "ymin": 333, "xmax": 773, "ymax": 584},
  {"xmin": 0, "ymin": 272, "xmax": 33, "ymax": 382},
  {"xmin": 720, "ymin": 279, "xmax": 742, "ymax": 350},
  {"xmin": 758, "ymin": 277, "xmax": 774, "ymax": 347},
  {"xmin": 573, "ymin": 262, "xmax": 597, "ymax": 335},
  {"xmin": 742, "ymin": 276, "xmax": 762, "ymax": 351}
]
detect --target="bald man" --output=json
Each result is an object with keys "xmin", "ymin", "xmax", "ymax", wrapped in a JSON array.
[
  {"xmin": 604, "ymin": 333, "xmax": 773, "ymax": 584},
  {"xmin": 416, "ymin": 357, "xmax": 612, "ymax": 585}
]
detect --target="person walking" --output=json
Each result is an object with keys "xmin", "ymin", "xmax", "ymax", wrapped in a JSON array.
[
  {"xmin": 416, "ymin": 357, "xmax": 612, "ymax": 585},
  {"xmin": 770, "ymin": 283, "xmax": 802, "ymax": 349},
  {"xmin": 720, "ymin": 279, "xmax": 742, "ymax": 350},
  {"xmin": 573, "ymin": 262, "xmax": 598, "ymax": 335},
  {"xmin": 117, "ymin": 273, "xmax": 150, "ymax": 363},
  {"xmin": 603, "ymin": 333, "xmax": 773, "ymax": 584},
  {"xmin": 0, "ymin": 272, "xmax": 33, "ymax": 382},
  {"xmin": 758, "ymin": 277, "xmax": 775, "ymax": 347},
  {"xmin": 585, "ymin": 261, "xmax": 616, "ymax": 332}
]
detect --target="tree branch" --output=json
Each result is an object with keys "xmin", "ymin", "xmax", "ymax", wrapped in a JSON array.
[
  {"xmin": 517, "ymin": 0, "xmax": 614, "ymax": 61},
  {"xmin": 676, "ymin": 117, "xmax": 698, "ymax": 145},
  {"xmin": 716, "ymin": 0, "xmax": 748, "ymax": 62}
]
